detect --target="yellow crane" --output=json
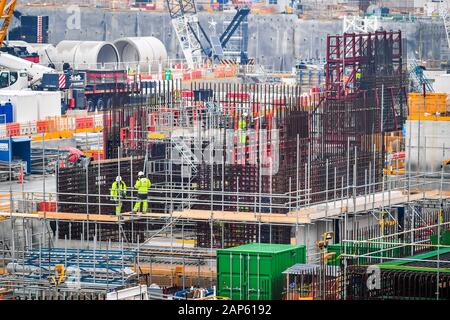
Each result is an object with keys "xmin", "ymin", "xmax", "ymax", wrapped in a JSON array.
[{"xmin": 0, "ymin": 0, "xmax": 16, "ymax": 47}]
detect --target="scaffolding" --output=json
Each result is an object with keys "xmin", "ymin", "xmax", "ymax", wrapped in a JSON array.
[{"xmin": 0, "ymin": 30, "xmax": 449, "ymax": 299}]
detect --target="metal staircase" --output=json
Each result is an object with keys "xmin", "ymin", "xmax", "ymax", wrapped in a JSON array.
[
  {"xmin": 173, "ymin": 137, "xmax": 198, "ymax": 175},
  {"xmin": 409, "ymin": 60, "xmax": 434, "ymax": 93},
  {"xmin": 170, "ymin": 137, "xmax": 199, "ymax": 212}
]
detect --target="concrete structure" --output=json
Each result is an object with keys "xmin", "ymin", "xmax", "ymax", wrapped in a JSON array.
[
  {"xmin": 12, "ymin": 8, "xmax": 450, "ymax": 71},
  {"xmin": 432, "ymin": 73, "xmax": 450, "ymax": 93},
  {"xmin": 54, "ymin": 40, "xmax": 120, "ymax": 69},
  {"xmin": 405, "ymin": 119, "xmax": 450, "ymax": 172},
  {"xmin": 113, "ymin": 37, "xmax": 167, "ymax": 71}
]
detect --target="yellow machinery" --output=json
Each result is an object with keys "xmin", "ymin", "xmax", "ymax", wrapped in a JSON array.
[
  {"xmin": 50, "ymin": 264, "xmax": 66, "ymax": 286},
  {"xmin": 384, "ymin": 131, "xmax": 406, "ymax": 176},
  {"xmin": 0, "ymin": 0, "xmax": 17, "ymax": 47}
]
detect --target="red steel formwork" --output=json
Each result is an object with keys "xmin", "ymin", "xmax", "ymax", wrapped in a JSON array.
[
  {"xmin": 326, "ymin": 31, "xmax": 403, "ymax": 101},
  {"xmin": 57, "ymin": 32, "xmax": 408, "ymax": 248}
]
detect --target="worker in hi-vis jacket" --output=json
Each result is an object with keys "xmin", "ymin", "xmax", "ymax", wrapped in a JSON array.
[
  {"xmin": 133, "ymin": 171, "xmax": 151, "ymax": 214},
  {"xmin": 111, "ymin": 176, "xmax": 127, "ymax": 216}
]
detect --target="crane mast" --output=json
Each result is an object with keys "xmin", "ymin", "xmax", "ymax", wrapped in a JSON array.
[
  {"xmin": 166, "ymin": 0, "xmax": 250, "ymax": 69},
  {"xmin": 166, "ymin": 0, "xmax": 205, "ymax": 69},
  {"xmin": 440, "ymin": 0, "xmax": 450, "ymax": 49},
  {"xmin": 0, "ymin": 0, "xmax": 17, "ymax": 47}
]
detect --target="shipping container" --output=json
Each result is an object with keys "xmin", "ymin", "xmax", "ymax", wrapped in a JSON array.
[
  {"xmin": 216, "ymin": 243, "xmax": 306, "ymax": 300},
  {"xmin": 430, "ymin": 230, "xmax": 450, "ymax": 246},
  {"xmin": 0, "ymin": 137, "xmax": 31, "ymax": 173}
]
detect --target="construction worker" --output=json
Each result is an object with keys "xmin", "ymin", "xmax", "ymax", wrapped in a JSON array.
[
  {"xmin": 111, "ymin": 176, "xmax": 127, "ymax": 216},
  {"xmin": 133, "ymin": 171, "xmax": 151, "ymax": 214},
  {"xmin": 238, "ymin": 113, "xmax": 247, "ymax": 144}
]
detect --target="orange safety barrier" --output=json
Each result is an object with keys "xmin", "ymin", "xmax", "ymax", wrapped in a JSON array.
[
  {"xmin": 6, "ymin": 123, "xmax": 20, "ymax": 136},
  {"xmin": 224, "ymin": 66, "xmax": 236, "ymax": 77},
  {"xmin": 37, "ymin": 120, "xmax": 50, "ymax": 133},
  {"xmin": 75, "ymin": 117, "xmax": 94, "ymax": 130},
  {"xmin": 214, "ymin": 67, "xmax": 225, "ymax": 78}
]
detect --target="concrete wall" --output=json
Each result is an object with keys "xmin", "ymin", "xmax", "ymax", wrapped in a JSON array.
[
  {"xmin": 405, "ymin": 120, "xmax": 450, "ymax": 172},
  {"xmin": 12, "ymin": 8, "xmax": 449, "ymax": 70}
]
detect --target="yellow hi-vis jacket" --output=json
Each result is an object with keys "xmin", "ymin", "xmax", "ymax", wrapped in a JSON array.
[
  {"xmin": 111, "ymin": 181, "xmax": 127, "ymax": 198},
  {"xmin": 135, "ymin": 177, "xmax": 151, "ymax": 194}
]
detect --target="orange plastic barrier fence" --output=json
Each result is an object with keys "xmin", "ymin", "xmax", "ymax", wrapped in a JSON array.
[
  {"xmin": 6, "ymin": 123, "xmax": 20, "ymax": 136},
  {"xmin": 37, "ymin": 120, "xmax": 50, "ymax": 133},
  {"xmin": 75, "ymin": 117, "xmax": 94, "ymax": 130}
]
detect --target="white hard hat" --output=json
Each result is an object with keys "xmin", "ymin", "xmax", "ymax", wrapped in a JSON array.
[
  {"xmin": 116, "ymin": 176, "xmax": 122, "ymax": 182},
  {"xmin": 138, "ymin": 171, "xmax": 144, "ymax": 177}
]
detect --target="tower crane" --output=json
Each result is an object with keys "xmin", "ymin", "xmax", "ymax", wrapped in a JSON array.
[
  {"xmin": 0, "ymin": 0, "xmax": 16, "ymax": 47},
  {"xmin": 439, "ymin": 0, "xmax": 450, "ymax": 50},
  {"xmin": 166, "ymin": 0, "xmax": 250, "ymax": 69},
  {"xmin": 0, "ymin": 0, "xmax": 54, "ymax": 90}
]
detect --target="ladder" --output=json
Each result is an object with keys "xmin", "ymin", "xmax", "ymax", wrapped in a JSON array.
[
  {"xmin": 172, "ymin": 137, "xmax": 199, "ymax": 175},
  {"xmin": 171, "ymin": 137, "xmax": 198, "ymax": 212}
]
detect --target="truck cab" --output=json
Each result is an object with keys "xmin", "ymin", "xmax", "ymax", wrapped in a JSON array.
[{"xmin": 0, "ymin": 70, "xmax": 29, "ymax": 90}]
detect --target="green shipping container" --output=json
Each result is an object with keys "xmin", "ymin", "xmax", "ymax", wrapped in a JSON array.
[
  {"xmin": 216, "ymin": 243, "xmax": 306, "ymax": 300},
  {"xmin": 430, "ymin": 230, "xmax": 450, "ymax": 246}
]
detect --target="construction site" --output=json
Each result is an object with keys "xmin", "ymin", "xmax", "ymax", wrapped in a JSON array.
[{"xmin": 0, "ymin": 0, "xmax": 449, "ymax": 301}]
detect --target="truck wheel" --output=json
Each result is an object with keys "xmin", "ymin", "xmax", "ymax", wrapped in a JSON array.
[
  {"xmin": 106, "ymin": 97, "xmax": 113, "ymax": 109},
  {"xmin": 97, "ymin": 99, "xmax": 105, "ymax": 111},
  {"xmin": 87, "ymin": 100, "xmax": 96, "ymax": 112},
  {"xmin": 119, "ymin": 96, "xmax": 125, "ymax": 107}
]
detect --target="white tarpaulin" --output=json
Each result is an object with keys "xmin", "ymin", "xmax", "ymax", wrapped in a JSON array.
[{"xmin": 0, "ymin": 90, "xmax": 61, "ymax": 122}]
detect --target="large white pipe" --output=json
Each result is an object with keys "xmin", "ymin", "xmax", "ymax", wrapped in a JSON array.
[
  {"xmin": 113, "ymin": 37, "xmax": 167, "ymax": 71},
  {"xmin": 55, "ymin": 40, "xmax": 120, "ymax": 69},
  {"xmin": 26, "ymin": 43, "xmax": 58, "ymax": 67}
]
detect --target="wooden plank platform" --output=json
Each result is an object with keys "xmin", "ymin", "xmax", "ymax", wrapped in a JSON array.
[
  {"xmin": 123, "ymin": 210, "xmax": 311, "ymax": 225},
  {"xmin": 0, "ymin": 190, "xmax": 448, "ymax": 225},
  {"xmin": 136, "ymin": 263, "xmax": 215, "ymax": 277}
]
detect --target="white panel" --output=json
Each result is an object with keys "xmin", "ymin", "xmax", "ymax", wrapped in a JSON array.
[{"xmin": 0, "ymin": 90, "xmax": 60, "ymax": 123}]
